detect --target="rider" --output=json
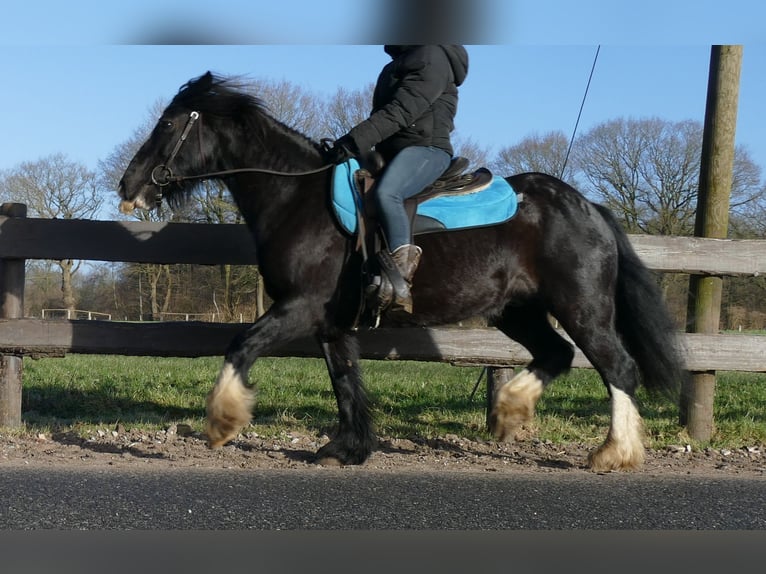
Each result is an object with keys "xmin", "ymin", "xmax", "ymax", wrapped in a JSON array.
[{"xmin": 325, "ymin": 45, "xmax": 469, "ymax": 314}]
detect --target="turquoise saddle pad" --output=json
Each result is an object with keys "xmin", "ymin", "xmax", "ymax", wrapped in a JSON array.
[{"xmin": 331, "ymin": 159, "xmax": 519, "ymax": 236}]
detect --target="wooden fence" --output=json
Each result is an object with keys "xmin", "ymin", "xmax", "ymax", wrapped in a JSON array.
[{"xmin": 1, "ymin": 202, "xmax": 766, "ymax": 429}]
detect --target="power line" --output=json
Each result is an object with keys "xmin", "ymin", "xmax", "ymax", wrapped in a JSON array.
[{"xmin": 560, "ymin": 45, "xmax": 600, "ymax": 179}]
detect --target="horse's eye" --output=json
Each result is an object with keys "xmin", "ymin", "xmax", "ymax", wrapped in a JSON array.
[{"xmin": 163, "ymin": 121, "xmax": 174, "ymax": 130}]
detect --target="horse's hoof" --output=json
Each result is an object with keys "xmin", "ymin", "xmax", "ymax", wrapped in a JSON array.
[
  {"xmin": 204, "ymin": 425, "xmax": 238, "ymax": 449},
  {"xmin": 315, "ymin": 440, "xmax": 371, "ymax": 466},
  {"xmin": 488, "ymin": 410, "xmax": 523, "ymax": 442},
  {"xmin": 587, "ymin": 439, "xmax": 645, "ymax": 471},
  {"xmin": 489, "ymin": 369, "xmax": 543, "ymax": 442}
]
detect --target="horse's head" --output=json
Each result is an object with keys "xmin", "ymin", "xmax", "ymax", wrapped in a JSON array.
[
  {"xmin": 118, "ymin": 72, "xmax": 219, "ymax": 214},
  {"xmin": 118, "ymin": 71, "xmax": 323, "ymax": 214}
]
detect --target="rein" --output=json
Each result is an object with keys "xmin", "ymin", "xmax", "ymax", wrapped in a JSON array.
[
  {"xmin": 164, "ymin": 163, "xmax": 335, "ymax": 185},
  {"xmin": 150, "ymin": 110, "xmax": 334, "ymax": 190}
]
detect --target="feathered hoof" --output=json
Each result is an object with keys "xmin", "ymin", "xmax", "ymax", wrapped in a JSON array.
[
  {"xmin": 205, "ymin": 364, "xmax": 254, "ymax": 448},
  {"xmin": 488, "ymin": 407, "xmax": 528, "ymax": 442},
  {"xmin": 587, "ymin": 437, "xmax": 645, "ymax": 471},
  {"xmin": 489, "ymin": 370, "xmax": 543, "ymax": 442},
  {"xmin": 205, "ymin": 413, "xmax": 244, "ymax": 448}
]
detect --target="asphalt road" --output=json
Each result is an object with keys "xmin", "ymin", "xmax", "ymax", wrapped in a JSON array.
[{"xmin": 1, "ymin": 466, "xmax": 764, "ymax": 530}]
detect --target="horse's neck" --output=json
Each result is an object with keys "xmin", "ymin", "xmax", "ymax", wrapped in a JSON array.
[
  {"xmin": 237, "ymin": 114, "xmax": 321, "ymax": 173},
  {"xmin": 216, "ymin": 112, "xmax": 333, "ymax": 244},
  {"xmin": 225, "ymin": 139, "xmax": 326, "ymax": 231}
]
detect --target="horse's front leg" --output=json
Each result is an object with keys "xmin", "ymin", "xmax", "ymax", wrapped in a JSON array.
[
  {"xmin": 205, "ymin": 303, "xmax": 313, "ymax": 448},
  {"xmin": 315, "ymin": 332, "xmax": 377, "ymax": 465}
]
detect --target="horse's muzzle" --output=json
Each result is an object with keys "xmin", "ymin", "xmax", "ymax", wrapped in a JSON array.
[
  {"xmin": 118, "ymin": 183, "xmax": 155, "ymax": 214},
  {"xmin": 119, "ymin": 199, "xmax": 138, "ymax": 215}
]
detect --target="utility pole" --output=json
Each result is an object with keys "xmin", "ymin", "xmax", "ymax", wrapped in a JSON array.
[{"xmin": 682, "ymin": 45, "xmax": 743, "ymax": 441}]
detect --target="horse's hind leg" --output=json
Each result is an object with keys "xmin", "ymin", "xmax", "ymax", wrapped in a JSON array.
[
  {"xmin": 315, "ymin": 332, "xmax": 376, "ymax": 465},
  {"xmin": 582, "ymin": 334, "xmax": 645, "ymax": 471},
  {"xmin": 489, "ymin": 304, "xmax": 575, "ymax": 441},
  {"xmin": 583, "ymin": 342, "xmax": 645, "ymax": 470},
  {"xmin": 554, "ymin": 305, "xmax": 646, "ymax": 471}
]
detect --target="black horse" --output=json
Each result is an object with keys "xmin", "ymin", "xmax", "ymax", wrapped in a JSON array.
[{"xmin": 119, "ymin": 72, "xmax": 686, "ymax": 471}]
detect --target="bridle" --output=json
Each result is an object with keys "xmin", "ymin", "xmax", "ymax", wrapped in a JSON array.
[
  {"xmin": 151, "ymin": 111, "xmax": 201, "ymax": 187},
  {"xmin": 149, "ymin": 110, "xmax": 335, "ymax": 198}
]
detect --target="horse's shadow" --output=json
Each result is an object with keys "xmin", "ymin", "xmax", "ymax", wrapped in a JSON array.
[
  {"xmin": 233, "ymin": 437, "xmax": 580, "ymax": 470},
  {"xmin": 23, "ymin": 386, "xmax": 203, "ymax": 426},
  {"xmin": 376, "ymin": 436, "xmax": 581, "ymax": 471},
  {"xmin": 49, "ymin": 421, "xmax": 581, "ymax": 470},
  {"xmin": 50, "ymin": 429, "xmax": 171, "ymax": 461}
]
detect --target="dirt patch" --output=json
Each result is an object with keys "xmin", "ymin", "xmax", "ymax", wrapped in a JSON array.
[{"xmin": 2, "ymin": 426, "xmax": 764, "ymax": 477}]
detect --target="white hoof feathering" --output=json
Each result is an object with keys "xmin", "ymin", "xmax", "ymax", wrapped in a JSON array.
[
  {"xmin": 490, "ymin": 369, "xmax": 544, "ymax": 442},
  {"xmin": 205, "ymin": 363, "xmax": 255, "ymax": 448},
  {"xmin": 588, "ymin": 385, "xmax": 645, "ymax": 471}
]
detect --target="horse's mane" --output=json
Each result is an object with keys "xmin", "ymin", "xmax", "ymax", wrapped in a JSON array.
[
  {"xmin": 172, "ymin": 72, "xmax": 265, "ymax": 119},
  {"xmin": 170, "ymin": 71, "xmax": 321, "ymax": 154}
]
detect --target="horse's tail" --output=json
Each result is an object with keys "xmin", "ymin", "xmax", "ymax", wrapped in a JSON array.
[{"xmin": 594, "ymin": 204, "xmax": 687, "ymax": 400}]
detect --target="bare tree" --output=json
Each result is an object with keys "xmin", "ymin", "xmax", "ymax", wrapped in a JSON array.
[
  {"xmin": 99, "ymin": 98, "xmax": 184, "ymax": 319},
  {"xmin": 192, "ymin": 179, "xmax": 262, "ymax": 320},
  {"xmin": 251, "ymin": 78, "xmax": 325, "ymax": 139},
  {"xmin": 490, "ymin": 131, "xmax": 578, "ymax": 185},
  {"xmin": 573, "ymin": 117, "xmax": 765, "ymax": 236},
  {"xmin": 727, "ymin": 157, "xmax": 766, "ymax": 238},
  {"xmin": 0, "ymin": 153, "xmax": 102, "ymax": 312},
  {"xmin": 318, "ymin": 83, "xmax": 375, "ymax": 140},
  {"xmin": 452, "ymin": 135, "xmax": 491, "ymax": 172}
]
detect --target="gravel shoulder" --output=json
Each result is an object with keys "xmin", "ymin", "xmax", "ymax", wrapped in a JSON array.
[{"xmin": 2, "ymin": 427, "xmax": 764, "ymax": 477}]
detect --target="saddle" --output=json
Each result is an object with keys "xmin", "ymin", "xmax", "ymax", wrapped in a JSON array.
[{"xmin": 354, "ymin": 154, "xmax": 493, "ymax": 210}]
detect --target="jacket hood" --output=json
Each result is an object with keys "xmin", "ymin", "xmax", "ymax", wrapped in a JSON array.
[
  {"xmin": 383, "ymin": 45, "xmax": 468, "ymax": 86},
  {"xmin": 440, "ymin": 45, "xmax": 468, "ymax": 86},
  {"xmin": 384, "ymin": 45, "xmax": 413, "ymax": 57}
]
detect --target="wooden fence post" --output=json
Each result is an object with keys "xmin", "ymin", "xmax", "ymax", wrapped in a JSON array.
[
  {"xmin": 682, "ymin": 46, "xmax": 742, "ymax": 441},
  {"xmin": 0, "ymin": 203, "xmax": 27, "ymax": 427}
]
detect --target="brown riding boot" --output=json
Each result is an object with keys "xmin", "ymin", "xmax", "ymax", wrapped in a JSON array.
[{"xmin": 389, "ymin": 244, "xmax": 422, "ymax": 314}]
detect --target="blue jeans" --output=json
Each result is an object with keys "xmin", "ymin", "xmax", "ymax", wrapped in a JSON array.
[{"xmin": 375, "ymin": 146, "xmax": 451, "ymax": 251}]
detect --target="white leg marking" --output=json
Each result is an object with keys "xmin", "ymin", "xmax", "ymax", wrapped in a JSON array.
[
  {"xmin": 588, "ymin": 385, "xmax": 645, "ymax": 471},
  {"xmin": 609, "ymin": 385, "xmax": 641, "ymax": 446},
  {"xmin": 490, "ymin": 369, "xmax": 544, "ymax": 442},
  {"xmin": 205, "ymin": 363, "xmax": 255, "ymax": 448}
]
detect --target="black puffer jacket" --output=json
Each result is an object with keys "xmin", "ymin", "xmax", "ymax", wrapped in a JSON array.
[{"xmin": 346, "ymin": 45, "xmax": 468, "ymax": 161}]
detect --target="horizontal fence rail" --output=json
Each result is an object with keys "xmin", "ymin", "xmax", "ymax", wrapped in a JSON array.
[
  {"xmin": 2, "ymin": 215, "xmax": 766, "ymax": 274},
  {"xmin": 0, "ymin": 217, "xmax": 258, "ymax": 265},
  {"xmin": 0, "ymin": 320, "xmax": 764, "ymax": 372}
]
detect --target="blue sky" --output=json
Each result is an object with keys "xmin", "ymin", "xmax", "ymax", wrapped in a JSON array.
[{"xmin": 1, "ymin": 1, "xmax": 764, "ymax": 186}]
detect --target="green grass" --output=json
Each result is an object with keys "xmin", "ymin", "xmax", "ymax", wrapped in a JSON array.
[{"xmin": 15, "ymin": 355, "xmax": 766, "ymax": 449}]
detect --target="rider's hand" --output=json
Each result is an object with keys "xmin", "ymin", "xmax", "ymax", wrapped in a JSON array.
[{"xmin": 324, "ymin": 135, "xmax": 357, "ymax": 165}]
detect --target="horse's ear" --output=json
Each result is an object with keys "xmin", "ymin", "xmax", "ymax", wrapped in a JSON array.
[
  {"xmin": 179, "ymin": 71, "xmax": 217, "ymax": 98},
  {"xmin": 200, "ymin": 71, "xmax": 214, "ymax": 88},
  {"xmin": 186, "ymin": 71, "xmax": 215, "ymax": 93}
]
